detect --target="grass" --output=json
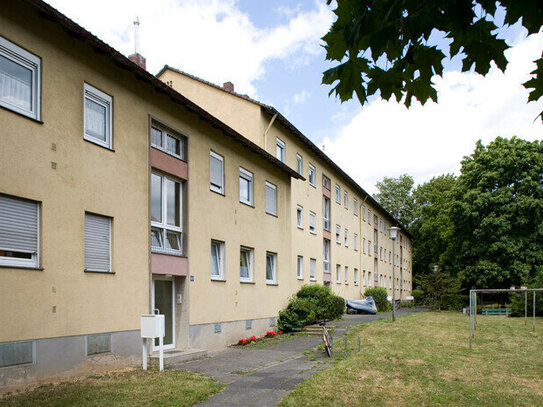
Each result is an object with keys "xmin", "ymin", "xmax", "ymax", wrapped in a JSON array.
[
  {"xmin": 0, "ymin": 368, "xmax": 224, "ymax": 407},
  {"xmin": 280, "ymin": 312, "xmax": 543, "ymax": 407}
]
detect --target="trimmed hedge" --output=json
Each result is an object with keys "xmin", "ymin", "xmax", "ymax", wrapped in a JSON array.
[
  {"xmin": 278, "ymin": 285, "xmax": 345, "ymax": 332},
  {"xmin": 363, "ymin": 287, "xmax": 390, "ymax": 312}
]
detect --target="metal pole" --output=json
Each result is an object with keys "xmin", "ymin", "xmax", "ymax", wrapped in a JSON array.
[
  {"xmin": 358, "ymin": 336, "xmax": 361, "ymax": 352},
  {"xmin": 525, "ymin": 290, "xmax": 527, "ymax": 325},
  {"xmin": 392, "ymin": 240, "xmax": 396, "ymax": 322},
  {"xmin": 469, "ymin": 290, "xmax": 472, "ymax": 350},
  {"xmin": 474, "ymin": 292, "xmax": 477, "ymax": 331},
  {"xmin": 533, "ymin": 291, "xmax": 536, "ymax": 332}
]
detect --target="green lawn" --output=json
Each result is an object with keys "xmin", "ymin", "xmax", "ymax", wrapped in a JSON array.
[
  {"xmin": 280, "ymin": 312, "xmax": 543, "ymax": 407},
  {"xmin": 0, "ymin": 369, "xmax": 224, "ymax": 407}
]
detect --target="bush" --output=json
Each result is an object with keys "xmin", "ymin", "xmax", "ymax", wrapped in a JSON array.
[
  {"xmin": 412, "ymin": 289, "xmax": 425, "ymax": 305},
  {"xmin": 364, "ymin": 287, "xmax": 390, "ymax": 312},
  {"xmin": 278, "ymin": 285, "xmax": 345, "ymax": 332},
  {"xmin": 510, "ymin": 292, "xmax": 543, "ymax": 317}
]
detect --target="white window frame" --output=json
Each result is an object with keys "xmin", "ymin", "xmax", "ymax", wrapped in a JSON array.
[
  {"xmin": 362, "ymin": 270, "xmax": 366, "ymax": 286},
  {"xmin": 240, "ymin": 246, "xmax": 254, "ymax": 283},
  {"xmin": 344, "ymin": 191, "xmax": 348, "ymax": 209},
  {"xmin": 265, "ymin": 181, "xmax": 277, "ymax": 216},
  {"xmin": 151, "ymin": 172, "xmax": 183, "ymax": 256},
  {"xmin": 239, "ymin": 167, "xmax": 254, "ymax": 206},
  {"xmin": 335, "ymin": 185, "xmax": 340, "ymax": 203},
  {"xmin": 354, "ymin": 199, "xmax": 358, "ymax": 215},
  {"xmin": 297, "ymin": 255, "xmax": 303, "ymax": 280},
  {"xmin": 210, "ymin": 151, "xmax": 225, "ymax": 194},
  {"xmin": 336, "ymin": 225, "xmax": 341, "ymax": 244},
  {"xmin": 336, "ymin": 264, "xmax": 341, "ymax": 283},
  {"xmin": 323, "ymin": 239, "xmax": 330, "ymax": 274},
  {"xmin": 211, "ymin": 240, "xmax": 225, "ymax": 280},
  {"xmin": 150, "ymin": 124, "xmax": 184, "ymax": 160},
  {"xmin": 296, "ymin": 205, "xmax": 303, "ymax": 229},
  {"xmin": 296, "ymin": 154, "xmax": 303, "ymax": 175},
  {"xmin": 266, "ymin": 251, "xmax": 277, "ymax": 284},
  {"xmin": 344, "ymin": 229, "xmax": 348, "ymax": 247},
  {"xmin": 354, "ymin": 268, "xmax": 359, "ymax": 286},
  {"xmin": 308, "ymin": 164, "xmax": 316, "ymax": 186},
  {"xmin": 323, "ymin": 196, "xmax": 330, "ymax": 232},
  {"xmin": 310, "ymin": 258, "xmax": 316, "ymax": 281},
  {"xmin": 354, "ymin": 233, "xmax": 358, "ymax": 251},
  {"xmin": 363, "ymin": 237, "xmax": 366, "ymax": 254},
  {"xmin": 0, "ymin": 194, "xmax": 40, "ymax": 268},
  {"xmin": 84, "ymin": 212, "xmax": 112, "ymax": 273},
  {"xmin": 0, "ymin": 36, "xmax": 41, "ymax": 120},
  {"xmin": 276, "ymin": 138, "xmax": 285, "ymax": 162},
  {"xmin": 322, "ymin": 175, "xmax": 331, "ymax": 190},
  {"xmin": 345, "ymin": 266, "xmax": 349, "ymax": 285},
  {"xmin": 309, "ymin": 211, "xmax": 316, "ymax": 234},
  {"xmin": 83, "ymin": 83, "xmax": 113, "ymax": 149}
]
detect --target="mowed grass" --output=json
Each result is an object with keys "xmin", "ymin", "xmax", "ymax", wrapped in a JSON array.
[
  {"xmin": 0, "ymin": 369, "xmax": 224, "ymax": 407},
  {"xmin": 280, "ymin": 312, "xmax": 543, "ymax": 407}
]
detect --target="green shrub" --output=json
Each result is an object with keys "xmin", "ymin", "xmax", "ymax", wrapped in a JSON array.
[
  {"xmin": 412, "ymin": 289, "xmax": 425, "ymax": 305},
  {"xmin": 278, "ymin": 285, "xmax": 345, "ymax": 332},
  {"xmin": 509, "ymin": 292, "xmax": 543, "ymax": 317},
  {"xmin": 439, "ymin": 294, "xmax": 466, "ymax": 311},
  {"xmin": 363, "ymin": 287, "xmax": 390, "ymax": 311}
]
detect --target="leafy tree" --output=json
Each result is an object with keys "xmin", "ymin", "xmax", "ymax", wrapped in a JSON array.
[
  {"xmin": 374, "ymin": 174, "xmax": 416, "ymax": 227},
  {"xmin": 449, "ymin": 137, "xmax": 543, "ymax": 288},
  {"xmin": 322, "ymin": 1, "xmax": 543, "ymax": 119},
  {"xmin": 411, "ymin": 174, "xmax": 456, "ymax": 279},
  {"xmin": 416, "ymin": 266, "xmax": 461, "ymax": 308}
]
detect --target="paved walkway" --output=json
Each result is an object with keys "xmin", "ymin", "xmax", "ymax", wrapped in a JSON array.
[{"xmin": 171, "ymin": 308, "xmax": 426, "ymax": 407}]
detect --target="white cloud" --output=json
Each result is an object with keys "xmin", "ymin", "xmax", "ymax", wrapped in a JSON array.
[
  {"xmin": 44, "ymin": 0, "xmax": 333, "ymax": 96},
  {"xmin": 324, "ymin": 32, "xmax": 543, "ymax": 195},
  {"xmin": 293, "ymin": 89, "xmax": 311, "ymax": 104}
]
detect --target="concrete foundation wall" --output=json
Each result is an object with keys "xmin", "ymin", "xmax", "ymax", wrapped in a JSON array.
[{"xmin": 0, "ymin": 330, "xmax": 140, "ymax": 390}]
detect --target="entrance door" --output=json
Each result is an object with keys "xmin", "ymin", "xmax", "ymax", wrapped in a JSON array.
[{"xmin": 152, "ymin": 277, "xmax": 175, "ymax": 351}]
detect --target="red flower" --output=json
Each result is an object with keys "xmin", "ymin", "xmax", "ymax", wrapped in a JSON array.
[{"xmin": 278, "ymin": 331, "xmax": 283, "ymax": 335}]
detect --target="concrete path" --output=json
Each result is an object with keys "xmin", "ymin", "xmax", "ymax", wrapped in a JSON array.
[{"xmin": 171, "ymin": 308, "xmax": 426, "ymax": 407}]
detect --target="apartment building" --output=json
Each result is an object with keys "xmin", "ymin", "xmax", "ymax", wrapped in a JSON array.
[
  {"xmin": 158, "ymin": 67, "xmax": 414, "ymax": 302},
  {"xmin": 0, "ymin": 0, "xmax": 301, "ymax": 387}
]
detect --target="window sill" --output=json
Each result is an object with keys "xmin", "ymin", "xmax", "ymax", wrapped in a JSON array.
[
  {"xmin": 297, "ymin": 277, "xmax": 303, "ymax": 280},
  {"xmin": 84, "ymin": 270, "xmax": 115, "ymax": 274},
  {"xmin": 297, "ymin": 226, "xmax": 303, "ymax": 230},
  {"xmin": 309, "ymin": 183, "xmax": 316, "ymax": 189},
  {"xmin": 151, "ymin": 146, "xmax": 186, "ymax": 162},
  {"xmin": 211, "ymin": 277, "xmax": 226, "ymax": 282},
  {"xmin": 266, "ymin": 282, "xmax": 278, "ymax": 286},
  {"xmin": 240, "ymin": 201, "xmax": 254, "ymax": 208},
  {"xmin": 0, "ymin": 105, "xmax": 43, "ymax": 124},
  {"xmin": 151, "ymin": 250, "xmax": 185, "ymax": 257},
  {"xmin": 309, "ymin": 230, "xmax": 316, "ymax": 235},
  {"xmin": 310, "ymin": 278, "xmax": 317, "ymax": 282},
  {"xmin": 0, "ymin": 265, "xmax": 43, "ymax": 271},
  {"xmin": 210, "ymin": 188, "xmax": 225, "ymax": 196},
  {"xmin": 83, "ymin": 137, "xmax": 115, "ymax": 152},
  {"xmin": 240, "ymin": 280, "xmax": 255, "ymax": 284},
  {"xmin": 266, "ymin": 212, "xmax": 278, "ymax": 218}
]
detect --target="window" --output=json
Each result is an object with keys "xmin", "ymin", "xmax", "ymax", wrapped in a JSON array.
[
  {"xmin": 0, "ymin": 340, "xmax": 35, "ymax": 368},
  {"xmin": 389, "ymin": 252, "xmax": 392, "ymax": 263},
  {"xmin": 84, "ymin": 212, "xmax": 111, "ymax": 272},
  {"xmin": 362, "ymin": 270, "xmax": 366, "ymax": 286},
  {"xmin": 239, "ymin": 168, "xmax": 253, "ymax": 206},
  {"xmin": 368, "ymin": 209, "xmax": 372, "ymax": 224},
  {"xmin": 265, "ymin": 182, "xmax": 277, "ymax": 216},
  {"xmin": 276, "ymin": 138, "xmax": 285, "ymax": 162},
  {"xmin": 380, "ymin": 219, "xmax": 383, "ymax": 232},
  {"xmin": 310, "ymin": 258, "xmax": 316, "ymax": 280},
  {"xmin": 308, "ymin": 164, "xmax": 316, "ymax": 186},
  {"xmin": 323, "ymin": 197, "xmax": 330, "ymax": 231},
  {"xmin": 266, "ymin": 252, "xmax": 277, "ymax": 284},
  {"xmin": 210, "ymin": 151, "xmax": 224, "ymax": 194},
  {"xmin": 151, "ymin": 173, "xmax": 182, "ymax": 255},
  {"xmin": 0, "ymin": 194, "xmax": 39, "ymax": 268},
  {"xmin": 296, "ymin": 154, "xmax": 303, "ymax": 174},
  {"xmin": 322, "ymin": 174, "xmax": 331, "ymax": 190},
  {"xmin": 336, "ymin": 264, "xmax": 341, "ymax": 283},
  {"xmin": 87, "ymin": 333, "xmax": 111, "ymax": 356},
  {"xmin": 368, "ymin": 272, "xmax": 372, "ymax": 286},
  {"xmin": 335, "ymin": 225, "xmax": 341, "ymax": 244},
  {"xmin": 363, "ymin": 238, "xmax": 366, "ymax": 254},
  {"xmin": 297, "ymin": 255, "xmax": 303, "ymax": 279},
  {"xmin": 374, "ymin": 259, "xmax": 379, "ymax": 284},
  {"xmin": 354, "ymin": 233, "xmax": 358, "ymax": 251},
  {"xmin": 345, "ymin": 266, "xmax": 348, "ymax": 284},
  {"xmin": 354, "ymin": 199, "xmax": 358, "ymax": 215},
  {"xmin": 344, "ymin": 229, "xmax": 348, "ymax": 247},
  {"xmin": 0, "ymin": 36, "xmax": 41, "ymax": 120},
  {"xmin": 151, "ymin": 125, "xmax": 184, "ymax": 159},
  {"xmin": 296, "ymin": 205, "xmax": 303, "ymax": 228},
  {"xmin": 309, "ymin": 211, "xmax": 316, "ymax": 234},
  {"xmin": 380, "ymin": 247, "xmax": 383, "ymax": 260},
  {"xmin": 335, "ymin": 185, "xmax": 340, "ymax": 203},
  {"xmin": 374, "ymin": 230, "xmax": 378, "ymax": 253},
  {"xmin": 362, "ymin": 206, "xmax": 366, "ymax": 221},
  {"xmin": 368, "ymin": 240, "xmax": 371, "ymax": 256},
  {"xmin": 211, "ymin": 240, "xmax": 225, "ymax": 280},
  {"xmin": 84, "ymin": 83, "xmax": 112, "ymax": 149},
  {"xmin": 240, "ymin": 246, "xmax": 253, "ymax": 282},
  {"xmin": 323, "ymin": 239, "xmax": 330, "ymax": 273},
  {"xmin": 344, "ymin": 191, "xmax": 348, "ymax": 208}
]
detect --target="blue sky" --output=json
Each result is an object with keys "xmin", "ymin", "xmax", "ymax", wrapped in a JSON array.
[{"xmin": 45, "ymin": 0, "xmax": 542, "ymax": 194}]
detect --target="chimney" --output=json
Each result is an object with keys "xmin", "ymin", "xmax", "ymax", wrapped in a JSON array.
[
  {"xmin": 128, "ymin": 17, "xmax": 146, "ymax": 70},
  {"xmin": 129, "ymin": 53, "xmax": 146, "ymax": 70},
  {"xmin": 223, "ymin": 81, "xmax": 234, "ymax": 93}
]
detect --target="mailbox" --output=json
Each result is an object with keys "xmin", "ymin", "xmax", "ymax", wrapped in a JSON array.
[{"xmin": 141, "ymin": 314, "xmax": 165, "ymax": 339}]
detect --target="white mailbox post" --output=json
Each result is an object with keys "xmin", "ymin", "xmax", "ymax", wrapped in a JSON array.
[{"xmin": 140, "ymin": 314, "xmax": 165, "ymax": 371}]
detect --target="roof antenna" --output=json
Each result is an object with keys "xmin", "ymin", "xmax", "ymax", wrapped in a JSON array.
[
  {"xmin": 322, "ymin": 144, "xmax": 326, "ymax": 152},
  {"xmin": 133, "ymin": 17, "xmax": 140, "ymax": 55}
]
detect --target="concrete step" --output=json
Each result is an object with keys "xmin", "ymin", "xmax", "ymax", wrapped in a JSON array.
[
  {"xmin": 301, "ymin": 324, "xmax": 336, "ymax": 335},
  {"xmin": 149, "ymin": 348, "xmax": 207, "ymax": 366}
]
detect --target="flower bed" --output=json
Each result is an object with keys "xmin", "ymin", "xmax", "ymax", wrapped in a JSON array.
[{"xmin": 236, "ymin": 331, "xmax": 283, "ymax": 346}]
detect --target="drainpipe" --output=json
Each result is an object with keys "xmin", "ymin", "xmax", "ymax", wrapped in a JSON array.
[
  {"xmin": 263, "ymin": 112, "xmax": 278, "ymax": 151},
  {"xmin": 359, "ymin": 196, "xmax": 369, "ymax": 295}
]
